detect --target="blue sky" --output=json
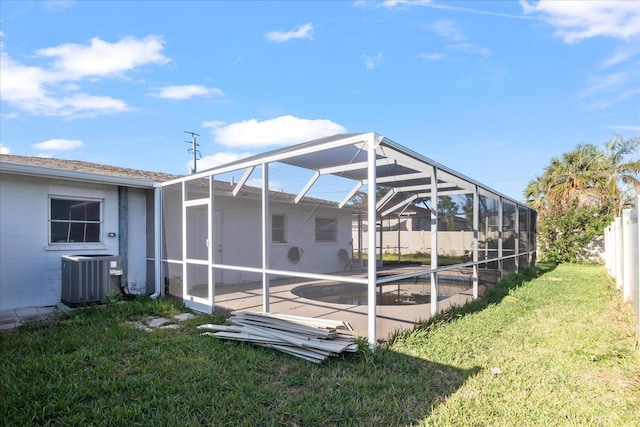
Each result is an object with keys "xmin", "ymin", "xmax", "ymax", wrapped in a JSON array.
[{"xmin": 1, "ymin": 0, "xmax": 638, "ymax": 202}]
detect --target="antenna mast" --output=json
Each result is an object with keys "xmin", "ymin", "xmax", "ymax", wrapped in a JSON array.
[{"xmin": 184, "ymin": 131, "xmax": 201, "ymax": 174}]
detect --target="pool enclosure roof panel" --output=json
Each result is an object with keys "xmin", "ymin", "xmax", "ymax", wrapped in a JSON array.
[{"xmin": 172, "ymin": 132, "xmax": 522, "ymax": 206}]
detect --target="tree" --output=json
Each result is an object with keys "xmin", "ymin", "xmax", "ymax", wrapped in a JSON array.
[
  {"xmin": 525, "ymin": 136, "xmax": 639, "ymax": 219},
  {"xmin": 600, "ymin": 135, "xmax": 640, "ymax": 216},
  {"xmin": 525, "ymin": 143, "xmax": 605, "ymax": 219},
  {"xmin": 437, "ymin": 195, "xmax": 461, "ymax": 230},
  {"xmin": 525, "ymin": 134, "xmax": 639, "ymax": 262}
]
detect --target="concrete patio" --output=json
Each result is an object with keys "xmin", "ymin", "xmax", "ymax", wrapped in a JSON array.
[{"xmin": 0, "ymin": 305, "xmax": 59, "ymax": 330}]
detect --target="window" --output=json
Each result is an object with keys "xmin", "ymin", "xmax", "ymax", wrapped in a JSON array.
[
  {"xmin": 50, "ymin": 198, "xmax": 102, "ymax": 244},
  {"xmin": 315, "ymin": 217, "xmax": 337, "ymax": 242},
  {"xmin": 272, "ymin": 214, "xmax": 286, "ymax": 243},
  {"xmin": 381, "ymin": 218, "xmax": 399, "ymax": 231}
]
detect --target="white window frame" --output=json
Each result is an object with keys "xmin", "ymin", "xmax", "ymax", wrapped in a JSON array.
[
  {"xmin": 272, "ymin": 213, "xmax": 287, "ymax": 244},
  {"xmin": 49, "ymin": 196, "xmax": 104, "ymax": 245}
]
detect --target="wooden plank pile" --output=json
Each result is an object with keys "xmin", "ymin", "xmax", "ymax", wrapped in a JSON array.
[{"xmin": 197, "ymin": 311, "xmax": 358, "ymax": 363}]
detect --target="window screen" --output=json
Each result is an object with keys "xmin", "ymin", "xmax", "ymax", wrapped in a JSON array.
[
  {"xmin": 272, "ymin": 214, "xmax": 286, "ymax": 243},
  {"xmin": 50, "ymin": 198, "xmax": 102, "ymax": 243},
  {"xmin": 315, "ymin": 217, "xmax": 337, "ymax": 242}
]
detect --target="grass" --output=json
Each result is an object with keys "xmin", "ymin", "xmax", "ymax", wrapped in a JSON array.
[
  {"xmin": 1, "ymin": 264, "xmax": 638, "ymax": 426},
  {"xmin": 360, "ymin": 251, "xmax": 465, "ymax": 266}
]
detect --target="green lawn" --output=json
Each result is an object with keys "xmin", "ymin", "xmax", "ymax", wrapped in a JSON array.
[{"xmin": 1, "ymin": 264, "xmax": 638, "ymax": 426}]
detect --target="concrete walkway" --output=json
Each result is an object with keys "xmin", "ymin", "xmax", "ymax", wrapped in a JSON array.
[
  {"xmin": 0, "ymin": 304, "xmax": 196, "ymax": 332},
  {"xmin": 0, "ymin": 305, "xmax": 60, "ymax": 330}
]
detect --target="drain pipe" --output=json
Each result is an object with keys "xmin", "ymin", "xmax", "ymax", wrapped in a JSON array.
[
  {"xmin": 118, "ymin": 186, "xmax": 129, "ymax": 287},
  {"xmin": 150, "ymin": 184, "xmax": 163, "ymax": 299}
]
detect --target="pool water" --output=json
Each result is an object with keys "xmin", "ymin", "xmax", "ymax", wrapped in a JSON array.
[{"xmin": 291, "ymin": 282, "xmax": 452, "ymax": 306}]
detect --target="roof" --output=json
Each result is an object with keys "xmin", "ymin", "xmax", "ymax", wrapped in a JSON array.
[
  {"xmin": 0, "ymin": 154, "xmax": 340, "ymax": 208},
  {"xmin": 0, "ymin": 154, "xmax": 180, "ymax": 188}
]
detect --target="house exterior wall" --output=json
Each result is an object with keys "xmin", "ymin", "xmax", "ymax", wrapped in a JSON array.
[
  {"xmin": 211, "ymin": 196, "xmax": 353, "ymax": 285},
  {"xmin": 161, "ymin": 188, "xmax": 354, "ymax": 291},
  {"xmin": 0, "ymin": 172, "xmax": 150, "ymax": 311}
]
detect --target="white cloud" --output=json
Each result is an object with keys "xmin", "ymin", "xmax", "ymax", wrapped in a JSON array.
[
  {"xmin": 579, "ymin": 68, "xmax": 639, "ymax": 110},
  {"xmin": 422, "ymin": 20, "xmax": 490, "ymax": 60},
  {"xmin": 520, "ymin": 0, "xmax": 640, "ymax": 43},
  {"xmin": 33, "ymin": 138, "xmax": 83, "ymax": 150},
  {"xmin": 0, "ymin": 52, "xmax": 51, "ymax": 105},
  {"xmin": 150, "ymin": 85, "xmax": 224, "ymax": 100},
  {"xmin": 580, "ymin": 72, "xmax": 629, "ymax": 98},
  {"xmin": 419, "ymin": 53, "xmax": 445, "ymax": 61},
  {"xmin": 365, "ymin": 52, "xmax": 383, "ymax": 70},
  {"xmin": 376, "ymin": 0, "xmax": 432, "ymax": 8},
  {"xmin": 0, "ymin": 144, "xmax": 10, "ymax": 154},
  {"xmin": 369, "ymin": 0, "xmax": 530, "ymax": 20},
  {"xmin": 448, "ymin": 43, "xmax": 491, "ymax": 58},
  {"xmin": 583, "ymin": 87, "xmax": 640, "ymax": 110},
  {"xmin": 44, "ymin": 0, "xmax": 76, "ymax": 11},
  {"xmin": 204, "ymin": 115, "xmax": 346, "ymax": 149},
  {"xmin": 425, "ymin": 20, "xmax": 465, "ymax": 41},
  {"xmin": 265, "ymin": 23, "xmax": 314, "ymax": 43},
  {"xmin": 62, "ymin": 93, "xmax": 128, "ymax": 115},
  {"xmin": 601, "ymin": 45, "xmax": 638, "ymax": 68},
  {"xmin": 196, "ymin": 151, "xmax": 254, "ymax": 171},
  {"xmin": 37, "ymin": 35, "xmax": 169, "ymax": 79},
  {"xmin": 0, "ymin": 35, "xmax": 169, "ymax": 116}
]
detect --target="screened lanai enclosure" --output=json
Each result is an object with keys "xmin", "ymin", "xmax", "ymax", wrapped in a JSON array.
[{"xmin": 159, "ymin": 133, "xmax": 536, "ymax": 344}]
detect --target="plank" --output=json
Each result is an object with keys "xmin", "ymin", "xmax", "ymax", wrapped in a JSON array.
[
  {"xmin": 197, "ymin": 324, "xmax": 243, "ymax": 333},
  {"xmin": 202, "ymin": 311, "xmax": 358, "ymax": 362}
]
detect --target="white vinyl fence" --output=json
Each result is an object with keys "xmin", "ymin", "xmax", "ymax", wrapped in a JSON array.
[{"xmin": 604, "ymin": 196, "xmax": 639, "ymax": 348}]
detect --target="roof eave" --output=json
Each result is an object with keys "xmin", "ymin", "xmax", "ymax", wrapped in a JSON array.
[{"xmin": 0, "ymin": 161, "xmax": 159, "ymax": 189}]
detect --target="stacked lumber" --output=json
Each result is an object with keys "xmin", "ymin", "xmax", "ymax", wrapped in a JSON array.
[{"xmin": 197, "ymin": 311, "xmax": 358, "ymax": 363}]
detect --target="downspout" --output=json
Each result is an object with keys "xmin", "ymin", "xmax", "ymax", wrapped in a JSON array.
[
  {"xmin": 118, "ymin": 186, "xmax": 129, "ymax": 286},
  {"xmin": 151, "ymin": 184, "xmax": 162, "ymax": 299}
]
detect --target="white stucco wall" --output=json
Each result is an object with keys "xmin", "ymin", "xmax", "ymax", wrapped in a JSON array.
[
  {"xmin": 0, "ymin": 173, "xmax": 150, "ymax": 311},
  {"xmin": 213, "ymin": 196, "xmax": 354, "ymax": 285},
  {"xmin": 160, "ymin": 187, "xmax": 354, "ymax": 290}
]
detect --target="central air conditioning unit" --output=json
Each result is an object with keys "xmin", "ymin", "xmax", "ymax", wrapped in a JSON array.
[{"xmin": 61, "ymin": 255, "xmax": 123, "ymax": 305}]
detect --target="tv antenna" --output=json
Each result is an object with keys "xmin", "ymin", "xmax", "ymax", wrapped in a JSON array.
[{"xmin": 184, "ymin": 131, "xmax": 201, "ymax": 174}]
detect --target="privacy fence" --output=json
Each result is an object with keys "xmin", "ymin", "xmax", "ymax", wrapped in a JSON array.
[{"xmin": 604, "ymin": 195, "xmax": 640, "ymax": 348}]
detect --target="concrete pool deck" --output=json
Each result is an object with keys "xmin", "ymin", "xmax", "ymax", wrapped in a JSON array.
[
  {"xmin": 3, "ymin": 267, "xmax": 494, "ymax": 341},
  {"xmin": 207, "ymin": 268, "xmax": 491, "ymax": 341}
]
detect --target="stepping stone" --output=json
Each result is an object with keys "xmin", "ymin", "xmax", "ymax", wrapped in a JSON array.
[
  {"xmin": 173, "ymin": 313, "xmax": 195, "ymax": 322},
  {"xmin": 147, "ymin": 317, "xmax": 170, "ymax": 328},
  {"xmin": 160, "ymin": 324, "xmax": 181, "ymax": 330}
]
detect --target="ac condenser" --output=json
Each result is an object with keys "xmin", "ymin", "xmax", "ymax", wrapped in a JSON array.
[{"xmin": 61, "ymin": 255, "xmax": 123, "ymax": 305}]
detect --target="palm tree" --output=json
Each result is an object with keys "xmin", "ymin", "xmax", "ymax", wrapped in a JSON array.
[
  {"xmin": 601, "ymin": 135, "xmax": 640, "ymax": 215},
  {"xmin": 524, "ymin": 136, "xmax": 639, "ymax": 217},
  {"xmin": 526, "ymin": 143, "xmax": 605, "ymax": 217}
]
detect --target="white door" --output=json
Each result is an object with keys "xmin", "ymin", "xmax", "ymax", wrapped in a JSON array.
[{"xmin": 184, "ymin": 201, "xmax": 212, "ymax": 313}]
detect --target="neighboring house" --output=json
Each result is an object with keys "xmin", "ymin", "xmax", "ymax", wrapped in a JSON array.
[
  {"xmin": 0, "ymin": 154, "xmax": 354, "ymax": 312},
  {"xmin": 351, "ymin": 204, "xmax": 474, "ymax": 257},
  {"xmin": 354, "ymin": 204, "xmax": 470, "ymax": 233}
]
